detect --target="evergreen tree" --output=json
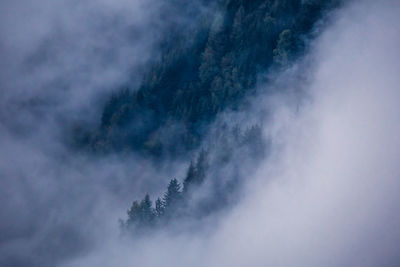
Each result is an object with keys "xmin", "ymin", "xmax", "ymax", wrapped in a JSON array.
[
  {"xmin": 163, "ymin": 179, "xmax": 182, "ymax": 218},
  {"xmin": 273, "ymin": 29, "xmax": 296, "ymax": 67},
  {"xmin": 140, "ymin": 194, "xmax": 155, "ymax": 226},
  {"xmin": 155, "ymin": 197, "xmax": 165, "ymax": 217},
  {"xmin": 183, "ymin": 160, "xmax": 196, "ymax": 194},
  {"xmin": 125, "ymin": 194, "xmax": 155, "ymax": 230},
  {"xmin": 126, "ymin": 200, "xmax": 141, "ymax": 229},
  {"xmin": 86, "ymin": 0, "xmax": 340, "ymax": 157},
  {"xmin": 195, "ymin": 149, "xmax": 208, "ymax": 184},
  {"xmin": 183, "ymin": 150, "xmax": 209, "ymax": 194},
  {"xmin": 117, "ymin": 0, "xmax": 343, "ymax": 234}
]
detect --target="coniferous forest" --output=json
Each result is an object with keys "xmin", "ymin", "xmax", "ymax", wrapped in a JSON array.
[
  {"xmin": 95, "ymin": 0, "xmax": 342, "ymax": 233},
  {"xmin": 79, "ymin": 0, "xmax": 341, "ymax": 157},
  {"xmin": 72, "ymin": 0, "xmax": 343, "ymax": 232},
  {"xmin": 2, "ymin": 0, "xmax": 400, "ymax": 266}
]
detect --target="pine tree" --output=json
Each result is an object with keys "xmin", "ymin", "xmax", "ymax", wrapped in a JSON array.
[
  {"xmin": 163, "ymin": 179, "xmax": 182, "ymax": 218},
  {"xmin": 125, "ymin": 194, "xmax": 155, "ymax": 230},
  {"xmin": 183, "ymin": 150, "xmax": 209, "ymax": 195},
  {"xmin": 195, "ymin": 149, "xmax": 208, "ymax": 184},
  {"xmin": 183, "ymin": 161, "xmax": 196, "ymax": 194},
  {"xmin": 140, "ymin": 194, "xmax": 155, "ymax": 226},
  {"xmin": 155, "ymin": 197, "xmax": 165, "ymax": 217},
  {"xmin": 126, "ymin": 200, "xmax": 141, "ymax": 229},
  {"xmin": 273, "ymin": 29, "xmax": 296, "ymax": 67}
]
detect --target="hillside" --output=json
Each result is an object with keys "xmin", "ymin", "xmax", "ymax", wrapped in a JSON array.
[
  {"xmin": 82, "ymin": 0, "xmax": 340, "ymax": 157},
  {"xmin": 111, "ymin": 0, "xmax": 342, "ymax": 233}
]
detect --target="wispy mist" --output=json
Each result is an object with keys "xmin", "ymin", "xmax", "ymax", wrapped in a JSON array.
[
  {"xmin": 1, "ymin": 0, "xmax": 400, "ymax": 266},
  {"xmin": 0, "ymin": 0, "xmax": 206, "ymax": 266}
]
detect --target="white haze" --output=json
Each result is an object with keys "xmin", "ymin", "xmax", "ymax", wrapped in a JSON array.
[
  {"xmin": 1, "ymin": 0, "xmax": 400, "ymax": 266},
  {"xmin": 62, "ymin": 0, "xmax": 400, "ymax": 266},
  {"xmin": 0, "ymin": 0, "xmax": 201, "ymax": 266}
]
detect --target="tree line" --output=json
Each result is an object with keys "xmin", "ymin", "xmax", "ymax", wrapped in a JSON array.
[
  {"xmin": 120, "ymin": 124, "xmax": 265, "ymax": 233},
  {"xmin": 121, "ymin": 150, "xmax": 208, "ymax": 232},
  {"xmin": 75, "ymin": 0, "xmax": 341, "ymax": 158}
]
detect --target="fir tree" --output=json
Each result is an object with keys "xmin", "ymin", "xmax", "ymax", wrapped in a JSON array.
[
  {"xmin": 163, "ymin": 179, "xmax": 182, "ymax": 218},
  {"xmin": 125, "ymin": 194, "xmax": 155, "ymax": 230},
  {"xmin": 183, "ymin": 161, "xmax": 196, "ymax": 194},
  {"xmin": 155, "ymin": 197, "xmax": 165, "ymax": 217},
  {"xmin": 126, "ymin": 200, "xmax": 141, "ymax": 229},
  {"xmin": 195, "ymin": 149, "xmax": 208, "ymax": 184},
  {"xmin": 140, "ymin": 194, "xmax": 155, "ymax": 226}
]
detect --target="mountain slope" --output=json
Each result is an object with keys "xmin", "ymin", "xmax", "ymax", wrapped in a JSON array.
[{"xmin": 82, "ymin": 0, "xmax": 340, "ymax": 158}]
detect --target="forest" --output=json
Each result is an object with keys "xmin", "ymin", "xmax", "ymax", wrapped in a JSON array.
[
  {"xmin": 105, "ymin": 0, "xmax": 343, "ymax": 233},
  {"xmin": 77, "ymin": 0, "xmax": 341, "ymax": 158},
  {"xmin": 3, "ymin": 0, "xmax": 400, "ymax": 266}
]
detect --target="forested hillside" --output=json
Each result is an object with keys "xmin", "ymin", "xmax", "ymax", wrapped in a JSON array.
[
  {"xmin": 121, "ymin": 124, "xmax": 266, "ymax": 232},
  {"xmin": 80, "ymin": 0, "xmax": 340, "ymax": 158},
  {"xmin": 3, "ymin": 0, "xmax": 400, "ymax": 266},
  {"xmin": 109, "ymin": 0, "xmax": 343, "ymax": 234}
]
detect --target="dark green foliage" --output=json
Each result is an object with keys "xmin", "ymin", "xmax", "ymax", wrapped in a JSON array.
[
  {"xmin": 140, "ymin": 195, "xmax": 154, "ymax": 225},
  {"xmin": 163, "ymin": 179, "xmax": 183, "ymax": 218},
  {"xmin": 126, "ymin": 201, "xmax": 140, "ymax": 227},
  {"xmin": 84, "ymin": 0, "xmax": 340, "ymax": 157},
  {"xmin": 122, "ymin": 179, "xmax": 183, "ymax": 232},
  {"xmin": 192, "ymin": 124, "xmax": 267, "ymax": 215},
  {"xmin": 183, "ymin": 149, "xmax": 209, "ymax": 195},
  {"xmin": 183, "ymin": 161, "xmax": 196, "ymax": 194},
  {"xmin": 101, "ymin": 89, "xmax": 131, "ymax": 128},
  {"xmin": 122, "ymin": 123, "xmax": 268, "ymax": 233},
  {"xmin": 116, "ymin": 0, "xmax": 342, "ymax": 235},
  {"xmin": 155, "ymin": 197, "xmax": 165, "ymax": 217},
  {"xmin": 273, "ymin": 29, "xmax": 296, "ymax": 67},
  {"xmin": 124, "ymin": 194, "xmax": 155, "ymax": 230}
]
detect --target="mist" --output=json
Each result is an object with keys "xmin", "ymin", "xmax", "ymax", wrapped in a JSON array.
[
  {"xmin": 0, "ymin": 0, "xmax": 206, "ymax": 266},
  {"xmin": 1, "ymin": 0, "xmax": 400, "ymax": 266}
]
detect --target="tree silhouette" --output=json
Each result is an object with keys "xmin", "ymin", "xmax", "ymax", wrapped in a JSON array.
[
  {"xmin": 183, "ymin": 150, "xmax": 209, "ymax": 195},
  {"xmin": 125, "ymin": 194, "xmax": 155, "ymax": 230},
  {"xmin": 155, "ymin": 197, "xmax": 165, "ymax": 217},
  {"xmin": 183, "ymin": 160, "xmax": 196, "ymax": 194},
  {"xmin": 163, "ymin": 179, "xmax": 182, "ymax": 219}
]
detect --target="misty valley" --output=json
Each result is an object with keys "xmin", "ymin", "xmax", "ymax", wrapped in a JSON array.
[{"xmin": 1, "ymin": 0, "xmax": 400, "ymax": 266}]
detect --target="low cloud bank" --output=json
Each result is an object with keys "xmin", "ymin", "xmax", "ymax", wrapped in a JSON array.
[
  {"xmin": 1, "ymin": 0, "xmax": 400, "ymax": 266},
  {"xmin": 0, "ymin": 0, "xmax": 201, "ymax": 266},
  {"xmin": 64, "ymin": 1, "xmax": 400, "ymax": 266}
]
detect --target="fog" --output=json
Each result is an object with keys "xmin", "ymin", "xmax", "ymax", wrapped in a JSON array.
[
  {"xmin": 218, "ymin": 1, "xmax": 400, "ymax": 264},
  {"xmin": 0, "ymin": 0, "xmax": 203, "ymax": 266},
  {"xmin": 1, "ymin": 0, "xmax": 400, "ymax": 266}
]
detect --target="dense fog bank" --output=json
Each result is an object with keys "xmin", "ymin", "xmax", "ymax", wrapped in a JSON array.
[{"xmin": 1, "ymin": 0, "xmax": 400, "ymax": 266}]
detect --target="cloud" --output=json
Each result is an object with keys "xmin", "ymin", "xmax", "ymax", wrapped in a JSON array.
[
  {"xmin": 0, "ymin": 0, "xmax": 211, "ymax": 131},
  {"xmin": 205, "ymin": 1, "xmax": 400, "ymax": 265},
  {"xmin": 60, "ymin": 1, "xmax": 400, "ymax": 266},
  {"xmin": 2, "ymin": 0, "xmax": 400, "ymax": 266},
  {"xmin": 213, "ymin": 1, "xmax": 400, "ymax": 265},
  {"xmin": 0, "ymin": 0, "xmax": 202, "ymax": 266}
]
